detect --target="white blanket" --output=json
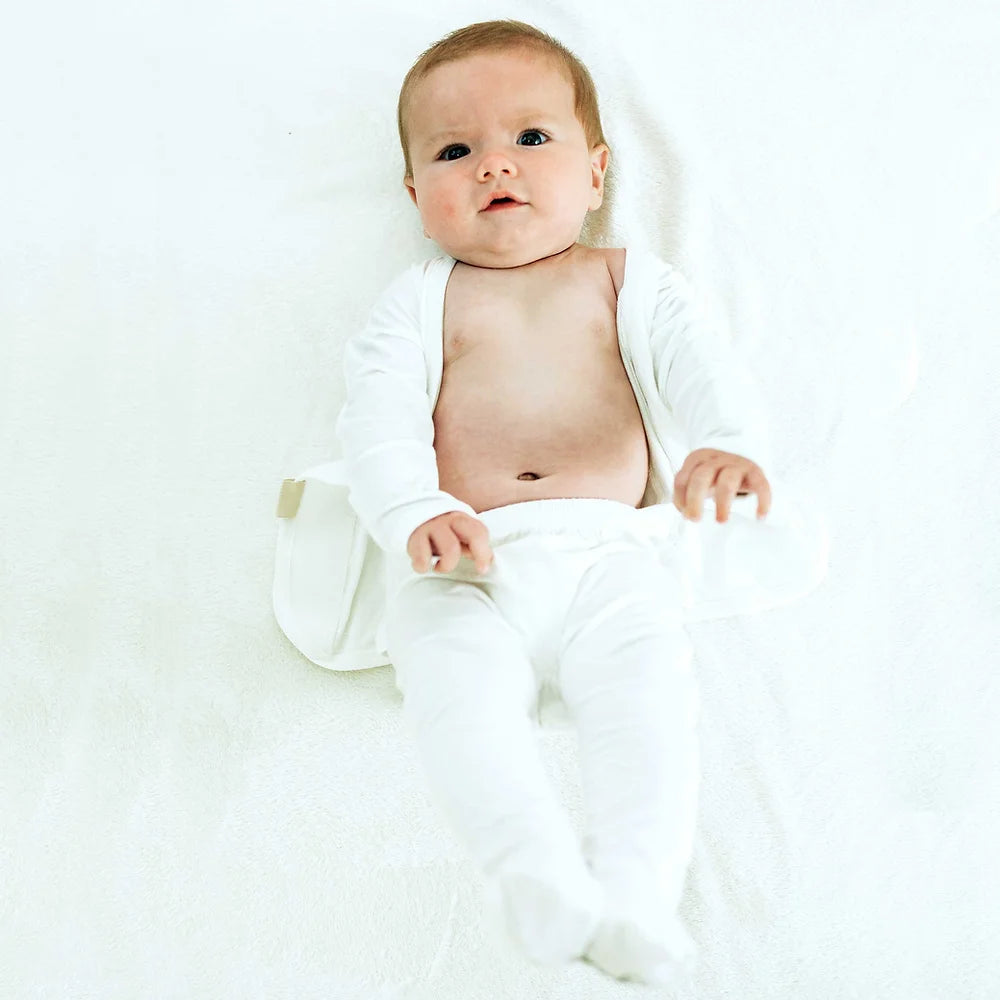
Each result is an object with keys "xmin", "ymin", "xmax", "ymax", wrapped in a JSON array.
[{"xmin": 4, "ymin": 1, "xmax": 999, "ymax": 997}]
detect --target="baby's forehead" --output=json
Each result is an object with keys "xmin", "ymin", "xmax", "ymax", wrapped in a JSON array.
[
  {"xmin": 420, "ymin": 45, "xmax": 568, "ymax": 90},
  {"xmin": 407, "ymin": 50, "xmax": 574, "ymax": 132}
]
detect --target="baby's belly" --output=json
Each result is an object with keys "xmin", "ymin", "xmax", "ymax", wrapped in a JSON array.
[{"xmin": 432, "ymin": 365, "xmax": 651, "ymax": 515}]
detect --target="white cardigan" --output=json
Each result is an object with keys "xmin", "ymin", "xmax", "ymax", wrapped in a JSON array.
[{"xmin": 273, "ymin": 249, "xmax": 828, "ymax": 670}]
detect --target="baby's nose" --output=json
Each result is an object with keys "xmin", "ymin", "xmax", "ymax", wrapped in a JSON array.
[{"xmin": 477, "ymin": 152, "xmax": 517, "ymax": 180}]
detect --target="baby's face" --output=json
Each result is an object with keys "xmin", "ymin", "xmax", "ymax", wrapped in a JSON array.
[{"xmin": 403, "ymin": 48, "xmax": 608, "ymax": 268}]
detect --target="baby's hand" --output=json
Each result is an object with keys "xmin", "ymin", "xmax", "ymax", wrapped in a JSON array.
[
  {"xmin": 407, "ymin": 511, "xmax": 495, "ymax": 575},
  {"xmin": 672, "ymin": 448, "xmax": 771, "ymax": 522}
]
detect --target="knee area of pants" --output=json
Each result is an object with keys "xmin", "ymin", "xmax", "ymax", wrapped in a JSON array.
[
  {"xmin": 560, "ymin": 653, "xmax": 697, "ymax": 716},
  {"xmin": 397, "ymin": 677, "xmax": 536, "ymax": 729},
  {"xmin": 392, "ymin": 646, "xmax": 536, "ymax": 708}
]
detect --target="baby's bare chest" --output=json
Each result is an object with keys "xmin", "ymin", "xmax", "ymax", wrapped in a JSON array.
[
  {"xmin": 431, "ymin": 257, "xmax": 649, "ymax": 513},
  {"xmin": 441, "ymin": 267, "xmax": 620, "ymax": 372}
]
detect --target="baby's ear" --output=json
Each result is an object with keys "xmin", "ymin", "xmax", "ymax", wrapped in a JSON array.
[
  {"xmin": 589, "ymin": 145, "xmax": 610, "ymax": 210},
  {"xmin": 404, "ymin": 178, "xmax": 419, "ymax": 207}
]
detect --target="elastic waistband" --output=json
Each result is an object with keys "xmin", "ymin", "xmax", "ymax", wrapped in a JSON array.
[{"xmin": 477, "ymin": 497, "xmax": 679, "ymax": 545}]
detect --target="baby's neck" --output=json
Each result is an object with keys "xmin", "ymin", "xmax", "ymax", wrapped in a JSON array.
[{"xmin": 457, "ymin": 241, "xmax": 583, "ymax": 273}]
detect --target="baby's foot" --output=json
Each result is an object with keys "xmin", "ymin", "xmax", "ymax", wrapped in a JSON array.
[
  {"xmin": 585, "ymin": 908, "xmax": 696, "ymax": 988},
  {"xmin": 484, "ymin": 866, "xmax": 605, "ymax": 966},
  {"xmin": 583, "ymin": 874, "xmax": 696, "ymax": 988}
]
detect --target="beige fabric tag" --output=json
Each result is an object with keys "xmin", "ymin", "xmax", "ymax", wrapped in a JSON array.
[{"xmin": 276, "ymin": 478, "xmax": 305, "ymax": 519}]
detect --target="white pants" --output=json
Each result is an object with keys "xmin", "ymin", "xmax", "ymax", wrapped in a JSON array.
[{"xmin": 381, "ymin": 498, "xmax": 700, "ymax": 921}]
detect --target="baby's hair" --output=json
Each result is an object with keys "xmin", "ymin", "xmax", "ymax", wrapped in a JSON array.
[{"xmin": 397, "ymin": 19, "xmax": 609, "ymax": 181}]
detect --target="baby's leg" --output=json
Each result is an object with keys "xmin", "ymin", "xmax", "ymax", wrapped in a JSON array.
[
  {"xmin": 559, "ymin": 548, "xmax": 699, "ymax": 988},
  {"xmin": 382, "ymin": 575, "xmax": 603, "ymax": 965}
]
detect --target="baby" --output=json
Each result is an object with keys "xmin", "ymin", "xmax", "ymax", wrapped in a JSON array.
[{"xmin": 336, "ymin": 18, "xmax": 772, "ymax": 989}]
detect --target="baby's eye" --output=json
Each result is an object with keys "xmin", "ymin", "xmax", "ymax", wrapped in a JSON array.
[
  {"xmin": 517, "ymin": 130, "xmax": 549, "ymax": 146},
  {"xmin": 438, "ymin": 145, "xmax": 470, "ymax": 161}
]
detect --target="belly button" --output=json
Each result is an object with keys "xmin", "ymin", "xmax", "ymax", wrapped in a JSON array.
[{"xmin": 516, "ymin": 472, "xmax": 540, "ymax": 481}]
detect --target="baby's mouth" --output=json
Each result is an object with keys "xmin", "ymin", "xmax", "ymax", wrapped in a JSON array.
[
  {"xmin": 482, "ymin": 198, "xmax": 527, "ymax": 212},
  {"xmin": 481, "ymin": 190, "xmax": 527, "ymax": 212}
]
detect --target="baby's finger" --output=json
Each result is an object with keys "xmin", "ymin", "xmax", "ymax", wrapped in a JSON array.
[
  {"xmin": 430, "ymin": 526, "xmax": 462, "ymax": 573},
  {"xmin": 469, "ymin": 539, "xmax": 494, "ymax": 574},
  {"xmin": 671, "ymin": 454, "xmax": 698, "ymax": 512},
  {"xmin": 750, "ymin": 470, "xmax": 772, "ymax": 518},
  {"xmin": 684, "ymin": 463, "xmax": 718, "ymax": 520},
  {"xmin": 409, "ymin": 533, "xmax": 432, "ymax": 573},
  {"xmin": 713, "ymin": 467, "xmax": 744, "ymax": 522},
  {"xmin": 671, "ymin": 481, "xmax": 686, "ymax": 514},
  {"xmin": 462, "ymin": 531, "xmax": 493, "ymax": 573},
  {"xmin": 453, "ymin": 521, "xmax": 494, "ymax": 573}
]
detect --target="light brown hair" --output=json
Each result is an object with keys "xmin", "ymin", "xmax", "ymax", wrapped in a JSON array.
[{"xmin": 397, "ymin": 19, "xmax": 609, "ymax": 181}]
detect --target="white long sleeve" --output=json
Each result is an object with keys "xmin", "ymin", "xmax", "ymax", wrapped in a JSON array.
[
  {"xmin": 649, "ymin": 260, "xmax": 773, "ymax": 475},
  {"xmin": 334, "ymin": 263, "xmax": 476, "ymax": 556}
]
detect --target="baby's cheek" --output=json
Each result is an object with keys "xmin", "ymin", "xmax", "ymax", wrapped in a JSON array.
[
  {"xmin": 419, "ymin": 194, "xmax": 457, "ymax": 237},
  {"xmin": 436, "ymin": 196, "xmax": 460, "ymax": 221},
  {"xmin": 418, "ymin": 184, "xmax": 468, "ymax": 247}
]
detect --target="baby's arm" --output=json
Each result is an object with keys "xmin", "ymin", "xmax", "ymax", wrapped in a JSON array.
[
  {"xmin": 648, "ymin": 262, "xmax": 774, "ymax": 520},
  {"xmin": 334, "ymin": 264, "xmax": 479, "ymax": 556}
]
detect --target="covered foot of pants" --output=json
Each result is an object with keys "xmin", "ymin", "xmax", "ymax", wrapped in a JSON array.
[
  {"xmin": 560, "ymin": 552, "xmax": 699, "ymax": 985},
  {"xmin": 381, "ymin": 498, "xmax": 699, "ymax": 972}
]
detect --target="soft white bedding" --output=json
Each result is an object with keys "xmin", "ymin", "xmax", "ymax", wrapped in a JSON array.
[{"xmin": 3, "ymin": 1, "xmax": 999, "ymax": 997}]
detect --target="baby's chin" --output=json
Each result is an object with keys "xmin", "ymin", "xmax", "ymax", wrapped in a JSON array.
[
  {"xmin": 427, "ymin": 220, "xmax": 586, "ymax": 269},
  {"xmin": 445, "ymin": 238, "xmax": 583, "ymax": 270}
]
